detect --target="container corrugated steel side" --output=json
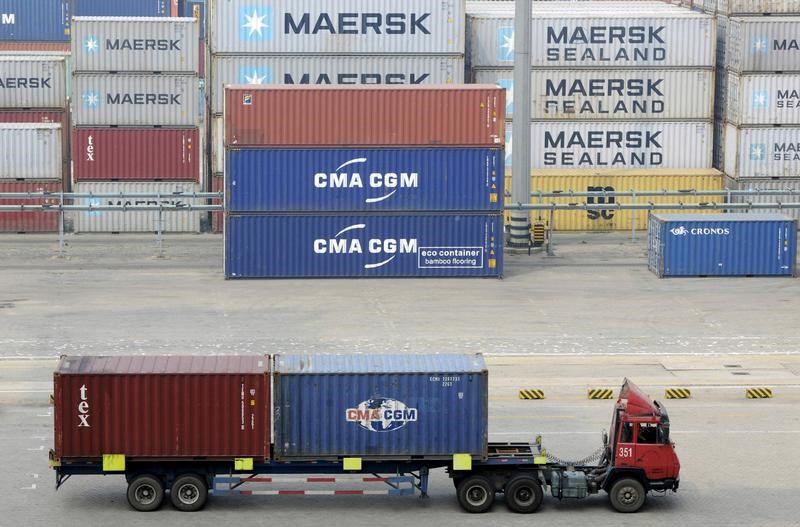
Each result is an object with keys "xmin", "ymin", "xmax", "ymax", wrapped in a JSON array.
[
  {"xmin": 472, "ymin": 68, "xmax": 714, "ymax": 120},
  {"xmin": 728, "ymin": 177, "xmax": 800, "ymax": 222},
  {"xmin": 0, "ymin": 180, "xmax": 61, "ymax": 232},
  {"xmin": 210, "ymin": 0, "xmax": 465, "ymax": 54},
  {"xmin": 71, "ymin": 17, "xmax": 199, "ymax": 73},
  {"xmin": 0, "ymin": 42, "xmax": 71, "ymax": 52},
  {"xmin": 74, "ymin": 0, "xmax": 169, "ymax": 16},
  {"xmin": 725, "ymin": 72, "xmax": 800, "ymax": 126},
  {"xmin": 72, "ymin": 74, "xmax": 199, "ymax": 126},
  {"xmin": 210, "ymin": 55, "xmax": 465, "ymax": 115},
  {"xmin": 0, "ymin": 110, "xmax": 69, "ymax": 188},
  {"xmin": 726, "ymin": 18, "xmax": 800, "ymax": 73},
  {"xmin": 503, "ymin": 168, "xmax": 725, "ymax": 230},
  {"xmin": 723, "ymin": 123, "xmax": 800, "ymax": 179},
  {"xmin": 212, "ymin": 114, "xmax": 223, "ymax": 175},
  {"xmin": 225, "ymin": 213, "xmax": 503, "ymax": 278},
  {"xmin": 715, "ymin": 0, "xmax": 800, "ymax": 15},
  {"xmin": 648, "ymin": 213, "xmax": 797, "ymax": 277},
  {"xmin": 224, "ymin": 85, "xmax": 505, "ymax": 147},
  {"xmin": 273, "ymin": 353, "xmax": 488, "ymax": 460},
  {"xmin": 53, "ymin": 355, "xmax": 270, "ymax": 460},
  {"xmin": 72, "ymin": 128, "xmax": 200, "ymax": 182},
  {"xmin": 0, "ymin": 56, "xmax": 67, "ymax": 108},
  {"xmin": 181, "ymin": 0, "xmax": 206, "ymax": 40},
  {"xmin": 0, "ymin": 123, "xmax": 62, "ymax": 180},
  {"xmin": 0, "ymin": 0, "xmax": 70, "ymax": 42},
  {"xmin": 72, "ymin": 181, "xmax": 201, "ymax": 233},
  {"xmin": 226, "ymin": 148, "xmax": 503, "ymax": 213}
]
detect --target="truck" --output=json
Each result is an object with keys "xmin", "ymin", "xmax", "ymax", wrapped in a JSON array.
[{"xmin": 49, "ymin": 354, "xmax": 680, "ymax": 513}]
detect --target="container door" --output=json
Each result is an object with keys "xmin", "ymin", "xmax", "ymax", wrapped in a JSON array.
[{"xmin": 778, "ymin": 224, "xmax": 796, "ymax": 276}]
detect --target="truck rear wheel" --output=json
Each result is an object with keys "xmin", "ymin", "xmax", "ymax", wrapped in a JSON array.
[
  {"xmin": 456, "ymin": 475, "xmax": 495, "ymax": 513},
  {"xmin": 505, "ymin": 475, "xmax": 544, "ymax": 513},
  {"xmin": 127, "ymin": 474, "xmax": 164, "ymax": 512},
  {"xmin": 170, "ymin": 474, "xmax": 208, "ymax": 512},
  {"xmin": 609, "ymin": 478, "xmax": 646, "ymax": 513}
]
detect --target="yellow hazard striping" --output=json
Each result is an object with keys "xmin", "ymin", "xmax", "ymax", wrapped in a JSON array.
[
  {"xmin": 587, "ymin": 389, "xmax": 613, "ymax": 400},
  {"xmin": 665, "ymin": 388, "xmax": 692, "ymax": 399},
  {"xmin": 746, "ymin": 387, "xmax": 773, "ymax": 399},
  {"xmin": 519, "ymin": 389, "xmax": 545, "ymax": 400}
]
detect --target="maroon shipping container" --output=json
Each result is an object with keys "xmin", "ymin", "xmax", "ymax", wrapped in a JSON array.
[
  {"xmin": 211, "ymin": 175, "xmax": 223, "ymax": 234},
  {"xmin": 72, "ymin": 128, "xmax": 200, "ymax": 182},
  {"xmin": 224, "ymin": 85, "xmax": 505, "ymax": 148},
  {"xmin": 0, "ymin": 110, "xmax": 69, "ymax": 190},
  {"xmin": 0, "ymin": 181, "xmax": 62, "ymax": 232},
  {"xmin": 0, "ymin": 42, "xmax": 71, "ymax": 52},
  {"xmin": 53, "ymin": 356, "xmax": 270, "ymax": 461}
]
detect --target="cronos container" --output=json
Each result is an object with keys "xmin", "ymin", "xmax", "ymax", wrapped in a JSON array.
[
  {"xmin": 53, "ymin": 355, "xmax": 270, "ymax": 461},
  {"xmin": 0, "ymin": 123, "xmax": 62, "ymax": 180},
  {"xmin": 72, "ymin": 128, "xmax": 200, "ymax": 181},
  {"xmin": 226, "ymin": 148, "xmax": 503, "ymax": 213},
  {"xmin": 725, "ymin": 73, "xmax": 800, "ymax": 126},
  {"xmin": 723, "ymin": 124, "xmax": 800, "ymax": 179},
  {"xmin": 71, "ymin": 17, "xmax": 199, "ymax": 73},
  {"xmin": 0, "ymin": 0, "xmax": 70, "ymax": 42},
  {"xmin": 273, "ymin": 353, "xmax": 488, "ymax": 460},
  {"xmin": 210, "ymin": 0, "xmax": 465, "ymax": 55},
  {"xmin": 648, "ymin": 213, "xmax": 797, "ymax": 277},
  {"xmin": 224, "ymin": 213, "xmax": 503, "ymax": 278},
  {"xmin": 729, "ymin": 177, "xmax": 800, "ymax": 221},
  {"xmin": 224, "ymin": 85, "xmax": 505, "ymax": 147},
  {"xmin": 0, "ymin": 56, "xmax": 67, "ymax": 108},
  {"xmin": 726, "ymin": 18, "xmax": 800, "ymax": 73},
  {"xmin": 714, "ymin": 1, "xmax": 800, "ymax": 15},
  {"xmin": 0, "ymin": 180, "xmax": 61, "ymax": 232},
  {"xmin": 210, "ymin": 55, "xmax": 465, "ymax": 115},
  {"xmin": 74, "ymin": 0, "xmax": 168, "ymax": 16},
  {"xmin": 472, "ymin": 68, "xmax": 714, "ymax": 120},
  {"xmin": 72, "ymin": 73, "xmax": 199, "ymax": 126}
]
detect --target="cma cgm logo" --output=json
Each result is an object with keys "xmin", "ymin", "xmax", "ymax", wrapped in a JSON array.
[
  {"xmin": 239, "ymin": 66, "xmax": 273, "ymax": 84},
  {"xmin": 750, "ymin": 143, "xmax": 767, "ymax": 161},
  {"xmin": 670, "ymin": 226, "xmax": 730, "ymax": 236},
  {"xmin": 346, "ymin": 397, "xmax": 417, "ymax": 432},
  {"xmin": 313, "ymin": 224, "xmax": 417, "ymax": 269},
  {"xmin": 240, "ymin": 6, "xmax": 272, "ymax": 41},
  {"xmin": 752, "ymin": 91, "xmax": 769, "ymax": 109},
  {"xmin": 314, "ymin": 158, "xmax": 419, "ymax": 204},
  {"xmin": 497, "ymin": 27, "xmax": 514, "ymax": 61}
]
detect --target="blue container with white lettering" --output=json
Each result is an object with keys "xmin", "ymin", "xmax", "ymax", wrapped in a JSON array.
[
  {"xmin": 273, "ymin": 353, "xmax": 488, "ymax": 460},
  {"xmin": 0, "ymin": 0, "xmax": 71, "ymax": 41},
  {"xmin": 648, "ymin": 213, "xmax": 797, "ymax": 277},
  {"xmin": 226, "ymin": 148, "xmax": 503, "ymax": 213},
  {"xmin": 74, "ymin": 0, "xmax": 168, "ymax": 16},
  {"xmin": 224, "ymin": 213, "xmax": 503, "ymax": 278}
]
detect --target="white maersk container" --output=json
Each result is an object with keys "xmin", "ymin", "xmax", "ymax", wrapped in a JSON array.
[
  {"xmin": 210, "ymin": 55, "xmax": 465, "ymax": 115},
  {"xmin": 210, "ymin": 0, "xmax": 465, "ymax": 54},
  {"xmin": 73, "ymin": 182, "xmax": 201, "ymax": 233},
  {"xmin": 0, "ymin": 124, "xmax": 62, "ymax": 180},
  {"xmin": 725, "ymin": 17, "xmax": 800, "ymax": 72},
  {"xmin": 472, "ymin": 68, "xmax": 714, "ymax": 120},
  {"xmin": 71, "ymin": 17, "xmax": 200, "ymax": 73},
  {"xmin": 0, "ymin": 56, "xmax": 67, "ymax": 108},
  {"xmin": 724, "ymin": 124, "xmax": 800, "ymax": 178},
  {"xmin": 706, "ymin": 0, "xmax": 800, "ymax": 15},
  {"xmin": 72, "ymin": 74, "xmax": 200, "ymax": 126},
  {"xmin": 728, "ymin": 177, "xmax": 800, "ymax": 221},
  {"xmin": 725, "ymin": 72, "xmax": 800, "ymax": 126}
]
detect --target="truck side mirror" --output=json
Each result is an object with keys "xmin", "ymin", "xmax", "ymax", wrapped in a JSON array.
[{"xmin": 602, "ymin": 430, "xmax": 608, "ymax": 446}]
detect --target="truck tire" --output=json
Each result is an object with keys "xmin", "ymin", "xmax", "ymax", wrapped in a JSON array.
[
  {"xmin": 505, "ymin": 475, "xmax": 544, "ymax": 513},
  {"xmin": 609, "ymin": 478, "xmax": 646, "ymax": 513},
  {"xmin": 170, "ymin": 474, "xmax": 208, "ymax": 512},
  {"xmin": 127, "ymin": 474, "xmax": 164, "ymax": 512},
  {"xmin": 456, "ymin": 475, "xmax": 495, "ymax": 513}
]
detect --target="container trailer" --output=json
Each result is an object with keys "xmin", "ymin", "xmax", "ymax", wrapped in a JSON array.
[{"xmin": 50, "ymin": 354, "xmax": 680, "ymax": 514}]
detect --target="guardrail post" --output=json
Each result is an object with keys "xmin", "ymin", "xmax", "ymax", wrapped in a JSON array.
[
  {"xmin": 630, "ymin": 189, "xmax": 637, "ymax": 242},
  {"xmin": 546, "ymin": 206, "xmax": 555, "ymax": 256},
  {"xmin": 56, "ymin": 190, "xmax": 66, "ymax": 258},
  {"xmin": 155, "ymin": 205, "xmax": 165, "ymax": 259}
]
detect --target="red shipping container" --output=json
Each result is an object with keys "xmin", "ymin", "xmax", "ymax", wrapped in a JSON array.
[
  {"xmin": 53, "ymin": 356, "xmax": 270, "ymax": 461},
  {"xmin": 72, "ymin": 128, "xmax": 200, "ymax": 182},
  {"xmin": 211, "ymin": 175, "xmax": 223, "ymax": 234},
  {"xmin": 0, "ymin": 42, "xmax": 71, "ymax": 52},
  {"xmin": 0, "ymin": 181, "xmax": 62, "ymax": 232},
  {"xmin": 224, "ymin": 85, "xmax": 505, "ymax": 148}
]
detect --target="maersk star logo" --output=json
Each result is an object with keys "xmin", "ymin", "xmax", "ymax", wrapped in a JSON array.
[
  {"xmin": 505, "ymin": 130, "xmax": 512, "ymax": 166},
  {"xmin": 239, "ymin": 6, "xmax": 272, "ymax": 41},
  {"xmin": 752, "ymin": 91, "xmax": 769, "ymax": 109},
  {"xmin": 83, "ymin": 36, "xmax": 99, "ymax": 53},
  {"xmin": 497, "ymin": 27, "xmax": 514, "ymax": 61},
  {"xmin": 498, "ymin": 79, "xmax": 514, "ymax": 116},
  {"xmin": 752, "ymin": 37, "xmax": 768, "ymax": 53},
  {"xmin": 749, "ymin": 143, "xmax": 767, "ymax": 161},
  {"xmin": 239, "ymin": 66, "xmax": 272, "ymax": 85},
  {"xmin": 82, "ymin": 91, "xmax": 100, "ymax": 109}
]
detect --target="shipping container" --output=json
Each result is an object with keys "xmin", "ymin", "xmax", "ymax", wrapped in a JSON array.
[
  {"xmin": 210, "ymin": 55, "xmax": 465, "ymax": 115},
  {"xmin": 713, "ymin": 0, "xmax": 800, "ymax": 15},
  {"xmin": 180, "ymin": 0, "xmax": 206, "ymax": 40},
  {"xmin": 212, "ymin": 114, "xmax": 223, "ymax": 175},
  {"xmin": 71, "ymin": 17, "xmax": 199, "ymax": 73},
  {"xmin": 472, "ymin": 68, "xmax": 714, "ymax": 121},
  {"xmin": 0, "ymin": 180, "xmax": 61, "ymax": 232},
  {"xmin": 648, "ymin": 213, "xmax": 797, "ymax": 277},
  {"xmin": 0, "ymin": 123, "xmax": 62, "ymax": 180},
  {"xmin": 725, "ymin": 72, "xmax": 800, "ymax": 126},
  {"xmin": 72, "ymin": 73, "xmax": 199, "ymax": 126},
  {"xmin": 0, "ymin": 56, "xmax": 67, "ymax": 108},
  {"xmin": 726, "ymin": 17, "xmax": 800, "ymax": 73},
  {"xmin": 272, "ymin": 353, "xmax": 488, "ymax": 460},
  {"xmin": 224, "ymin": 85, "xmax": 505, "ymax": 148},
  {"xmin": 723, "ymin": 123, "xmax": 800, "ymax": 179},
  {"xmin": 210, "ymin": 0, "xmax": 465, "ymax": 55},
  {"xmin": 503, "ymin": 168, "xmax": 725, "ymax": 230},
  {"xmin": 0, "ymin": 110, "xmax": 68, "ymax": 187},
  {"xmin": 0, "ymin": 0, "xmax": 70, "ymax": 42},
  {"xmin": 728, "ymin": 177, "xmax": 800, "ymax": 222},
  {"xmin": 224, "ymin": 213, "xmax": 503, "ymax": 278},
  {"xmin": 72, "ymin": 181, "xmax": 201, "ymax": 233},
  {"xmin": 0, "ymin": 42, "xmax": 71, "ymax": 52},
  {"xmin": 53, "ymin": 355, "xmax": 270, "ymax": 460},
  {"xmin": 226, "ymin": 148, "xmax": 503, "ymax": 213},
  {"xmin": 74, "ymin": 0, "xmax": 168, "ymax": 16},
  {"xmin": 211, "ymin": 174, "xmax": 223, "ymax": 233}
]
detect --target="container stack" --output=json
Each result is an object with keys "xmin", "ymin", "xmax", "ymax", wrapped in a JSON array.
[
  {"xmin": 466, "ymin": 1, "xmax": 724, "ymax": 231},
  {"xmin": 223, "ymin": 85, "xmax": 505, "ymax": 278},
  {"xmin": 208, "ymin": 0, "xmax": 468, "ymax": 232},
  {"xmin": 0, "ymin": 0, "xmax": 71, "ymax": 52},
  {"xmin": 70, "ymin": 16, "xmax": 203, "ymax": 233}
]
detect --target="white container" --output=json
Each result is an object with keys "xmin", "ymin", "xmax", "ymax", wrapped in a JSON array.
[
  {"xmin": 73, "ymin": 182, "xmax": 201, "ymax": 233},
  {"xmin": 0, "ymin": 123, "xmax": 62, "ymax": 180},
  {"xmin": 724, "ymin": 123, "xmax": 800, "ymax": 178},
  {"xmin": 472, "ymin": 68, "xmax": 714, "ymax": 120},
  {"xmin": 728, "ymin": 176, "xmax": 800, "ymax": 222},
  {"xmin": 714, "ymin": 0, "xmax": 800, "ymax": 15},
  {"xmin": 726, "ymin": 17, "xmax": 800, "ymax": 73},
  {"xmin": 210, "ymin": 55, "xmax": 465, "ymax": 115},
  {"xmin": 212, "ymin": 115, "xmax": 223, "ymax": 175},
  {"xmin": 725, "ymin": 72, "xmax": 800, "ymax": 126},
  {"xmin": 72, "ymin": 74, "xmax": 200, "ymax": 126},
  {"xmin": 0, "ymin": 56, "xmax": 67, "ymax": 108},
  {"xmin": 210, "ymin": 0, "xmax": 465, "ymax": 55},
  {"xmin": 71, "ymin": 17, "xmax": 199, "ymax": 73}
]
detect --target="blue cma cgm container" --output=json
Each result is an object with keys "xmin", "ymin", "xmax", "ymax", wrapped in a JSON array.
[
  {"xmin": 273, "ymin": 353, "xmax": 488, "ymax": 461},
  {"xmin": 74, "ymin": 0, "xmax": 168, "ymax": 16},
  {"xmin": 0, "ymin": 0, "xmax": 71, "ymax": 41},
  {"xmin": 226, "ymin": 148, "xmax": 503, "ymax": 213},
  {"xmin": 648, "ymin": 213, "xmax": 797, "ymax": 277},
  {"xmin": 224, "ymin": 213, "xmax": 503, "ymax": 278}
]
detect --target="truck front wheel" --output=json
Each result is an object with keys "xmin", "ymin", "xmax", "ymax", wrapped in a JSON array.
[
  {"xmin": 456, "ymin": 475, "xmax": 495, "ymax": 513},
  {"xmin": 505, "ymin": 475, "xmax": 544, "ymax": 513},
  {"xmin": 127, "ymin": 474, "xmax": 165, "ymax": 512},
  {"xmin": 170, "ymin": 474, "xmax": 208, "ymax": 512},
  {"xmin": 609, "ymin": 478, "xmax": 646, "ymax": 513}
]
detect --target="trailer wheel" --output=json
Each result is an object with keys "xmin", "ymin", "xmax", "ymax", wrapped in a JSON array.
[
  {"xmin": 505, "ymin": 475, "xmax": 544, "ymax": 513},
  {"xmin": 609, "ymin": 478, "xmax": 646, "ymax": 513},
  {"xmin": 170, "ymin": 474, "xmax": 208, "ymax": 512},
  {"xmin": 127, "ymin": 474, "xmax": 164, "ymax": 512},
  {"xmin": 456, "ymin": 475, "xmax": 495, "ymax": 513}
]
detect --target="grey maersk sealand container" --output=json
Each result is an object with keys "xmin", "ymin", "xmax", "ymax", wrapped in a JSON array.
[
  {"xmin": 725, "ymin": 17, "xmax": 800, "ymax": 73},
  {"xmin": 0, "ymin": 56, "xmax": 67, "ymax": 108}
]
